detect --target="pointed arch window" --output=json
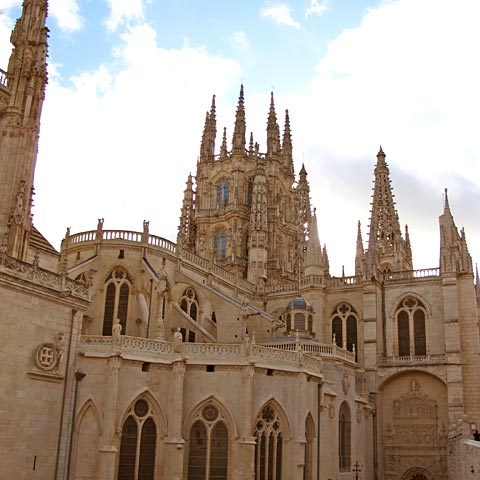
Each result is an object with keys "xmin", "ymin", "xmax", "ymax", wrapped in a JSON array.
[
  {"xmin": 254, "ymin": 404, "xmax": 283, "ymax": 480},
  {"xmin": 331, "ymin": 304, "xmax": 358, "ymax": 359},
  {"xmin": 216, "ymin": 180, "xmax": 230, "ymax": 207},
  {"xmin": 180, "ymin": 287, "xmax": 199, "ymax": 322},
  {"xmin": 214, "ymin": 232, "xmax": 227, "ymax": 261},
  {"xmin": 187, "ymin": 404, "xmax": 229, "ymax": 480},
  {"xmin": 396, "ymin": 297, "xmax": 427, "ymax": 356},
  {"xmin": 118, "ymin": 399, "xmax": 157, "ymax": 480},
  {"xmin": 304, "ymin": 416, "xmax": 315, "ymax": 480},
  {"xmin": 338, "ymin": 402, "xmax": 351, "ymax": 472},
  {"xmin": 103, "ymin": 267, "xmax": 132, "ymax": 336}
]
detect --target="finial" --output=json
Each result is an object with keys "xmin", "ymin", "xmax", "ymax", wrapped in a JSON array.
[
  {"xmin": 475, "ymin": 263, "xmax": 479, "ymax": 284},
  {"xmin": 444, "ymin": 188, "xmax": 450, "ymax": 211}
]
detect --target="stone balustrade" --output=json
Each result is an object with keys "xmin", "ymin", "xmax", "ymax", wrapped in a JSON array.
[
  {"xmin": 80, "ymin": 335, "xmax": 353, "ymax": 371},
  {"xmin": 377, "ymin": 354, "xmax": 446, "ymax": 366},
  {"xmin": 0, "ymin": 252, "xmax": 89, "ymax": 300},
  {"xmin": 384, "ymin": 268, "xmax": 440, "ymax": 283}
]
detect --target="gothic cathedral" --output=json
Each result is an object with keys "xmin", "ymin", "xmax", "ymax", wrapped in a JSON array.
[{"xmin": 1, "ymin": 2, "xmax": 479, "ymax": 480}]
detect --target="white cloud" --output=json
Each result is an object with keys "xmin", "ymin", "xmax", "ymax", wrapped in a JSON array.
[
  {"xmin": 34, "ymin": 23, "xmax": 241, "ymax": 248},
  {"xmin": 305, "ymin": 0, "xmax": 328, "ymax": 18},
  {"xmin": 261, "ymin": 4, "xmax": 301, "ymax": 29},
  {"xmin": 231, "ymin": 31, "xmax": 249, "ymax": 51},
  {"xmin": 104, "ymin": 0, "xmax": 145, "ymax": 31},
  {"xmin": 282, "ymin": 0, "xmax": 480, "ymax": 271},
  {"xmin": 49, "ymin": 0, "xmax": 82, "ymax": 31}
]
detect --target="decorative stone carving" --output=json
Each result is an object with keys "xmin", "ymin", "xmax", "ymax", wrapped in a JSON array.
[
  {"xmin": 34, "ymin": 332, "xmax": 65, "ymax": 373},
  {"xmin": 342, "ymin": 372, "xmax": 350, "ymax": 394}
]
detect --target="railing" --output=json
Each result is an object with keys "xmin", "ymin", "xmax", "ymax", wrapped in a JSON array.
[
  {"xmin": 182, "ymin": 343, "xmax": 242, "ymax": 355},
  {"xmin": 78, "ymin": 335, "xmax": 338, "ymax": 371},
  {"xmin": 66, "ymin": 229, "xmax": 176, "ymax": 253},
  {"xmin": 326, "ymin": 275, "xmax": 361, "ymax": 287},
  {"xmin": 264, "ymin": 283, "xmax": 297, "ymax": 294},
  {"xmin": 384, "ymin": 268, "xmax": 440, "ymax": 283},
  {"xmin": 300, "ymin": 275, "xmax": 325, "ymax": 287},
  {"xmin": 251, "ymin": 341, "xmax": 357, "ymax": 363},
  {"xmin": 0, "ymin": 252, "xmax": 89, "ymax": 300},
  {"xmin": 182, "ymin": 249, "xmax": 209, "ymax": 269},
  {"xmin": 377, "ymin": 354, "xmax": 446, "ymax": 366},
  {"xmin": 123, "ymin": 336, "xmax": 173, "ymax": 354}
]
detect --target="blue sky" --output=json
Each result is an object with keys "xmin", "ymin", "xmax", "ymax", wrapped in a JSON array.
[{"xmin": 1, "ymin": 0, "xmax": 480, "ymax": 275}]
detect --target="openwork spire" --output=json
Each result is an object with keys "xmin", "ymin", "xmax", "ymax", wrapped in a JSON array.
[
  {"xmin": 282, "ymin": 109, "xmax": 293, "ymax": 175},
  {"xmin": 355, "ymin": 221, "xmax": 364, "ymax": 276},
  {"xmin": 266, "ymin": 92, "xmax": 281, "ymax": 156},
  {"xmin": 199, "ymin": 95, "xmax": 216, "ymax": 162},
  {"xmin": 220, "ymin": 127, "xmax": 228, "ymax": 161},
  {"xmin": 177, "ymin": 173, "xmax": 196, "ymax": 250},
  {"xmin": 366, "ymin": 147, "xmax": 412, "ymax": 273},
  {"xmin": 439, "ymin": 189, "xmax": 473, "ymax": 274},
  {"xmin": 232, "ymin": 84, "xmax": 246, "ymax": 153}
]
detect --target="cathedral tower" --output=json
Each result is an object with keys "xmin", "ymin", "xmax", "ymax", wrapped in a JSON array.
[
  {"xmin": 178, "ymin": 87, "xmax": 316, "ymax": 285},
  {"xmin": 0, "ymin": 0, "xmax": 49, "ymax": 260},
  {"xmin": 365, "ymin": 147, "xmax": 412, "ymax": 276}
]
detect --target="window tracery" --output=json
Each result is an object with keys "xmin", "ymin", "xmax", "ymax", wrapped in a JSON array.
[
  {"xmin": 180, "ymin": 287, "xmax": 199, "ymax": 322},
  {"xmin": 396, "ymin": 297, "xmax": 427, "ymax": 356},
  {"xmin": 102, "ymin": 267, "xmax": 132, "ymax": 336},
  {"xmin": 118, "ymin": 398, "xmax": 157, "ymax": 480},
  {"xmin": 216, "ymin": 180, "xmax": 230, "ymax": 207},
  {"xmin": 187, "ymin": 404, "xmax": 229, "ymax": 480},
  {"xmin": 254, "ymin": 404, "xmax": 283, "ymax": 480},
  {"xmin": 214, "ymin": 231, "xmax": 227, "ymax": 261},
  {"xmin": 331, "ymin": 304, "xmax": 358, "ymax": 358}
]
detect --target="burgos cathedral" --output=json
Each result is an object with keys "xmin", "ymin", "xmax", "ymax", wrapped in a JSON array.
[{"xmin": 1, "ymin": 2, "xmax": 480, "ymax": 480}]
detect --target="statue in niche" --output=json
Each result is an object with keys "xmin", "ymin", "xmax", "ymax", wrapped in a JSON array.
[{"xmin": 54, "ymin": 332, "xmax": 65, "ymax": 372}]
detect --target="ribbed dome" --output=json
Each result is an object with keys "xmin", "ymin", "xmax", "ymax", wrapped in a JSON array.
[{"xmin": 286, "ymin": 296, "xmax": 313, "ymax": 312}]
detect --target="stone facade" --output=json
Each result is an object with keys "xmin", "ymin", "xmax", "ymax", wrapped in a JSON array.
[{"xmin": 1, "ymin": 2, "xmax": 480, "ymax": 480}]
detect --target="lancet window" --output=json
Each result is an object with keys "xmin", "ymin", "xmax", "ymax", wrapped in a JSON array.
[
  {"xmin": 254, "ymin": 404, "xmax": 283, "ymax": 480},
  {"xmin": 180, "ymin": 287, "xmax": 199, "ymax": 322},
  {"xmin": 331, "ymin": 304, "xmax": 358, "ymax": 357},
  {"xmin": 338, "ymin": 402, "xmax": 351, "ymax": 472},
  {"xmin": 214, "ymin": 232, "xmax": 227, "ymax": 261},
  {"xmin": 187, "ymin": 404, "xmax": 229, "ymax": 480},
  {"xmin": 304, "ymin": 415, "xmax": 315, "ymax": 480},
  {"xmin": 118, "ymin": 398, "xmax": 157, "ymax": 480},
  {"xmin": 396, "ymin": 297, "xmax": 427, "ymax": 356},
  {"xmin": 216, "ymin": 180, "xmax": 230, "ymax": 207},
  {"xmin": 102, "ymin": 267, "xmax": 132, "ymax": 336}
]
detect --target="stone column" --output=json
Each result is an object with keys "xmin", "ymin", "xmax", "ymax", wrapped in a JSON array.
[
  {"xmin": 98, "ymin": 355, "xmax": 121, "ymax": 479},
  {"xmin": 163, "ymin": 360, "xmax": 187, "ymax": 480},
  {"xmin": 235, "ymin": 364, "xmax": 256, "ymax": 480}
]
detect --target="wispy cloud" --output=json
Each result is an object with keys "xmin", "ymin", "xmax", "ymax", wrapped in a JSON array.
[
  {"xmin": 305, "ymin": 0, "xmax": 328, "ymax": 18},
  {"xmin": 231, "ymin": 31, "xmax": 249, "ymax": 51},
  {"xmin": 261, "ymin": 4, "xmax": 301, "ymax": 29},
  {"xmin": 49, "ymin": 0, "xmax": 83, "ymax": 31},
  {"xmin": 104, "ymin": 0, "xmax": 145, "ymax": 32}
]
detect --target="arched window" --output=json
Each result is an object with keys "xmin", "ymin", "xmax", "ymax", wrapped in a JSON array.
[
  {"xmin": 187, "ymin": 404, "xmax": 229, "ymax": 480},
  {"xmin": 254, "ymin": 404, "xmax": 283, "ymax": 480},
  {"xmin": 214, "ymin": 231, "xmax": 227, "ymax": 261},
  {"xmin": 304, "ymin": 416, "xmax": 315, "ymax": 480},
  {"xmin": 118, "ymin": 398, "xmax": 157, "ymax": 480},
  {"xmin": 331, "ymin": 304, "xmax": 358, "ymax": 356},
  {"xmin": 103, "ymin": 267, "xmax": 132, "ymax": 336},
  {"xmin": 180, "ymin": 287, "xmax": 199, "ymax": 322},
  {"xmin": 396, "ymin": 297, "xmax": 427, "ymax": 357},
  {"xmin": 338, "ymin": 402, "xmax": 351, "ymax": 472},
  {"xmin": 294, "ymin": 312, "xmax": 305, "ymax": 330},
  {"xmin": 332, "ymin": 317, "xmax": 342, "ymax": 347},
  {"xmin": 247, "ymin": 181, "xmax": 253, "ymax": 207},
  {"xmin": 216, "ymin": 180, "xmax": 230, "ymax": 207}
]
